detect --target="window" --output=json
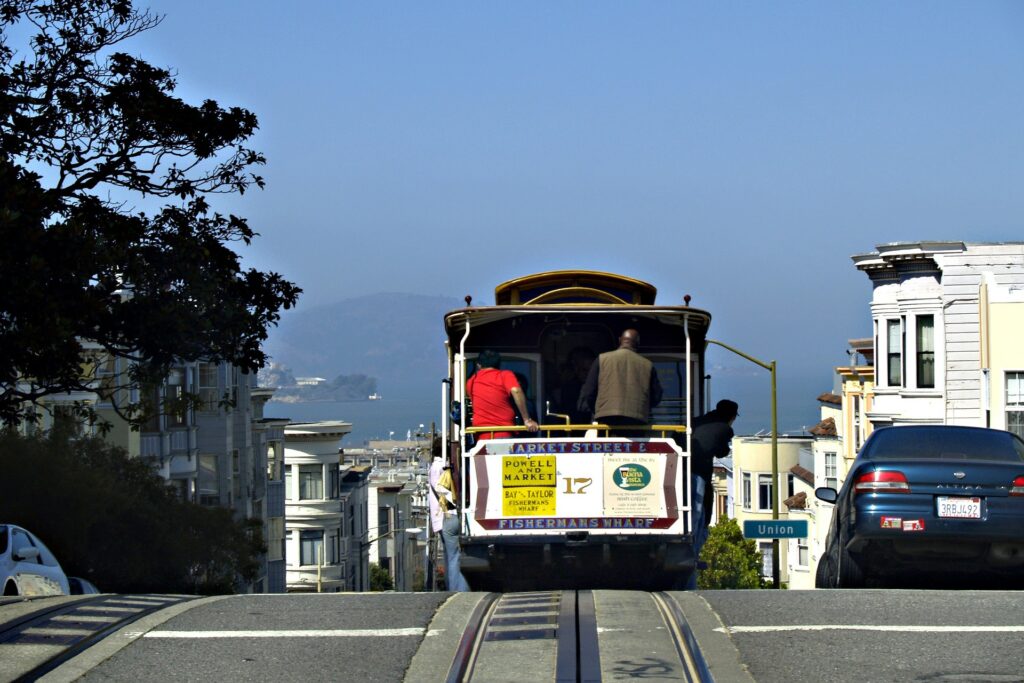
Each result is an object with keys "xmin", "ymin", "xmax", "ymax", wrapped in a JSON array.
[
  {"xmin": 742, "ymin": 472, "xmax": 752, "ymax": 509},
  {"xmin": 285, "ymin": 530, "xmax": 294, "ymax": 566},
  {"xmin": 887, "ymin": 319, "xmax": 902, "ymax": 386},
  {"xmin": 1007, "ymin": 372, "xmax": 1024, "ymax": 441},
  {"xmin": 198, "ymin": 454, "xmax": 219, "ymax": 506},
  {"xmin": 198, "ymin": 362, "xmax": 219, "ymax": 411},
  {"xmin": 166, "ymin": 368, "xmax": 187, "ymax": 426},
  {"xmin": 650, "ymin": 356, "xmax": 697, "ymax": 424},
  {"xmin": 328, "ymin": 467, "xmax": 339, "ymax": 499},
  {"xmin": 797, "ymin": 540, "xmax": 809, "ymax": 568},
  {"xmin": 329, "ymin": 530, "xmax": 340, "ymax": 564},
  {"xmin": 757, "ymin": 473, "xmax": 773, "ymax": 512},
  {"xmin": 853, "ymin": 395, "xmax": 862, "ymax": 451},
  {"xmin": 916, "ymin": 315, "xmax": 935, "ymax": 388},
  {"xmin": 759, "ymin": 541, "xmax": 773, "ymax": 580},
  {"xmin": 786, "ymin": 473, "xmax": 795, "ymax": 499},
  {"xmin": 378, "ymin": 507, "xmax": 391, "ymax": 537},
  {"xmin": 95, "ymin": 352, "xmax": 118, "ymax": 398},
  {"xmin": 12, "ymin": 529, "xmax": 40, "ymax": 564},
  {"xmin": 824, "ymin": 452, "xmax": 838, "ymax": 490},
  {"xmin": 267, "ymin": 444, "xmax": 282, "ymax": 481},
  {"xmin": 285, "ymin": 465, "xmax": 293, "ymax": 500},
  {"xmin": 142, "ymin": 387, "xmax": 161, "ymax": 432},
  {"xmin": 299, "ymin": 465, "xmax": 323, "ymax": 500},
  {"xmin": 267, "ymin": 519, "xmax": 285, "ymax": 562},
  {"xmin": 300, "ymin": 530, "xmax": 324, "ymax": 566}
]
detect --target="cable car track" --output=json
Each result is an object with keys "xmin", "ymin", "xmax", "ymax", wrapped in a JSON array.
[
  {"xmin": 0, "ymin": 594, "xmax": 192, "ymax": 681},
  {"xmin": 444, "ymin": 591, "xmax": 712, "ymax": 683}
]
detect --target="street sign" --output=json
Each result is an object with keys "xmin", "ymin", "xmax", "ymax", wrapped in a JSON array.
[{"xmin": 743, "ymin": 519, "xmax": 808, "ymax": 539}]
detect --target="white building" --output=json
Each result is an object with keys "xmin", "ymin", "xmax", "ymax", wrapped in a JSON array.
[
  {"xmin": 284, "ymin": 421, "xmax": 364, "ymax": 592},
  {"xmin": 367, "ymin": 481, "xmax": 421, "ymax": 591},
  {"xmin": 853, "ymin": 241, "xmax": 1024, "ymax": 435}
]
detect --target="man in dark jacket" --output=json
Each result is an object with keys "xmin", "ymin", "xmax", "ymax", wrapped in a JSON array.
[
  {"xmin": 687, "ymin": 399, "xmax": 738, "ymax": 588},
  {"xmin": 577, "ymin": 329, "xmax": 662, "ymax": 434}
]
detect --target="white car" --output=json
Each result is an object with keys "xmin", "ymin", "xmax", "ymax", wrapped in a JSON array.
[{"xmin": 1, "ymin": 524, "xmax": 70, "ymax": 597}]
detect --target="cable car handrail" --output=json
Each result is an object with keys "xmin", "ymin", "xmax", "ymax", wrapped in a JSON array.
[{"xmin": 465, "ymin": 424, "xmax": 687, "ymax": 436}]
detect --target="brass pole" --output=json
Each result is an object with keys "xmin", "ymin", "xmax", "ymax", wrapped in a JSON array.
[{"xmin": 771, "ymin": 360, "xmax": 779, "ymax": 590}]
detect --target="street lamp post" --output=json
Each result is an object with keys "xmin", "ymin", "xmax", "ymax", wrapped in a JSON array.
[{"xmin": 705, "ymin": 339, "xmax": 780, "ymax": 589}]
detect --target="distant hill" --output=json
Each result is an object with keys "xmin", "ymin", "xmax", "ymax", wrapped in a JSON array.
[{"xmin": 262, "ymin": 293, "xmax": 461, "ymax": 398}]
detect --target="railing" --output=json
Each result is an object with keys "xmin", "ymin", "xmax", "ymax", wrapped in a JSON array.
[
  {"xmin": 465, "ymin": 424, "xmax": 687, "ymax": 438},
  {"xmin": 140, "ymin": 434, "xmax": 162, "ymax": 457},
  {"xmin": 169, "ymin": 429, "xmax": 190, "ymax": 452}
]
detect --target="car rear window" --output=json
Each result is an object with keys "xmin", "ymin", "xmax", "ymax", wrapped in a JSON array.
[{"xmin": 867, "ymin": 427, "xmax": 1024, "ymax": 462}]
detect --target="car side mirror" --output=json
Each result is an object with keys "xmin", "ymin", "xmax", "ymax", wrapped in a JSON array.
[
  {"xmin": 814, "ymin": 487, "xmax": 838, "ymax": 504},
  {"xmin": 12, "ymin": 545, "xmax": 40, "ymax": 562}
]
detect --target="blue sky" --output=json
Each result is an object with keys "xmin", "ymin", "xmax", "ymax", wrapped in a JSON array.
[{"xmin": 130, "ymin": 2, "xmax": 1023, "ymax": 431}]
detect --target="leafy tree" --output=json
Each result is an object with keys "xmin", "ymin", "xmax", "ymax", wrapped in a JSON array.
[
  {"xmin": 0, "ymin": 0, "xmax": 301, "ymax": 426},
  {"xmin": 369, "ymin": 562, "xmax": 394, "ymax": 592},
  {"xmin": 697, "ymin": 517, "xmax": 767, "ymax": 590},
  {"xmin": 0, "ymin": 428, "xmax": 265, "ymax": 593}
]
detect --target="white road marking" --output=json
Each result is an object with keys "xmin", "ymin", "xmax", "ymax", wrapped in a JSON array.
[
  {"xmin": 717, "ymin": 625, "xmax": 1024, "ymax": 634},
  {"xmin": 140, "ymin": 628, "xmax": 427, "ymax": 638}
]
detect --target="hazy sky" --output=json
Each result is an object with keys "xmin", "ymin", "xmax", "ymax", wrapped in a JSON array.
[{"xmin": 130, "ymin": 2, "xmax": 1023, "ymax": 430}]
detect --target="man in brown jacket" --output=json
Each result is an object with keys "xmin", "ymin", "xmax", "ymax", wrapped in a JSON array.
[{"xmin": 577, "ymin": 329, "xmax": 662, "ymax": 433}]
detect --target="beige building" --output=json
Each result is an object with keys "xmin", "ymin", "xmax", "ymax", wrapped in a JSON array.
[{"xmin": 730, "ymin": 435, "xmax": 813, "ymax": 586}]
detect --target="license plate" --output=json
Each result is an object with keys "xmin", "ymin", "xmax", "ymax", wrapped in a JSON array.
[{"xmin": 936, "ymin": 496, "xmax": 981, "ymax": 519}]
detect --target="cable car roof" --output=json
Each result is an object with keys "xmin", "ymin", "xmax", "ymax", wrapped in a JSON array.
[{"xmin": 494, "ymin": 270, "xmax": 658, "ymax": 306}]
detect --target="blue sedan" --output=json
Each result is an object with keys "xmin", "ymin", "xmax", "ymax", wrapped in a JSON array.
[{"xmin": 815, "ymin": 425, "xmax": 1024, "ymax": 588}]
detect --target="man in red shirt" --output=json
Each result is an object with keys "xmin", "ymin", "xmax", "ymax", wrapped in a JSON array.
[{"xmin": 466, "ymin": 350, "xmax": 539, "ymax": 439}]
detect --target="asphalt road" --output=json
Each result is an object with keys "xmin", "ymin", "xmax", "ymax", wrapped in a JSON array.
[
  {"xmin": 699, "ymin": 589, "xmax": 1024, "ymax": 683},
  {"xmin": 7, "ymin": 589, "xmax": 1024, "ymax": 682},
  {"xmin": 68, "ymin": 593, "xmax": 450, "ymax": 682}
]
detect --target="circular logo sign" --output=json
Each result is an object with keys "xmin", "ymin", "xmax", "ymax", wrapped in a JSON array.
[{"xmin": 613, "ymin": 464, "xmax": 652, "ymax": 490}]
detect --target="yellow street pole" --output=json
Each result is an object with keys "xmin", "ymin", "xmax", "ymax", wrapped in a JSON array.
[
  {"xmin": 317, "ymin": 543, "xmax": 323, "ymax": 593},
  {"xmin": 706, "ymin": 340, "xmax": 780, "ymax": 589}
]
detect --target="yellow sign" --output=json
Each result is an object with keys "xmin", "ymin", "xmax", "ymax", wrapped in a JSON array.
[{"xmin": 502, "ymin": 456, "xmax": 557, "ymax": 516}]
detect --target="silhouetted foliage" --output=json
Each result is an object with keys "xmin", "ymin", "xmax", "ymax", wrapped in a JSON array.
[
  {"xmin": 369, "ymin": 562, "xmax": 394, "ymax": 592},
  {"xmin": 697, "ymin": 517, "xmax": 768, "ymax": 589},
  {"xmin": 0, "ymin": 429, "xmax": 265, "ymax": 593},
  {"xmin": 0, "ymin": 0, "xmax": 300, "ymax": 426}
]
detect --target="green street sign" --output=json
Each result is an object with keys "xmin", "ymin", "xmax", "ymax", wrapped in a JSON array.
[{"xmin": 743, "ymin": 519, "xmax": 808, "ymax": 539}]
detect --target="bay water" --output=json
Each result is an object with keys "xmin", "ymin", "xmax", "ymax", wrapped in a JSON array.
[{"xmin": 264, "ymin": 397, "xmax": 439, "ymax": 447}]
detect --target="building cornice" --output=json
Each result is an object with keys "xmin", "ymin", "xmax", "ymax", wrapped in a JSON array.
[{"xmin": 852, "ymin": 241, "xmax": 966, "ymax": 281}]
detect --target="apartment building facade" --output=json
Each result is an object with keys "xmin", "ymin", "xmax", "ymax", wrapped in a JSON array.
[
  {"xmin": 853, "ymin": 241, "xmax": 1024, "ymax": 434},
  {"xmin": 729, "ymin": 435, "xmax": 813, "ymax": 586},
  {"xmin": 26, "ymin": 356, "xmax": 280, "ymax": 593},
  {"xmin": 284, "ymin": 421, "xmax": 357, "ymax": 592},
  {"xmin": 367, "ymin": 481, "xmax": 421, "ymax": 591}
]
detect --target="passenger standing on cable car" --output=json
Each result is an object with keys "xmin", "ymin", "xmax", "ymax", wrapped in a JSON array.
[
  {"xmin": 466, "ymin": 350, "xmax": 539, "ymax": 439},
  {"xmin": 687, "ymin": 399, "xmax": 738, "ymax": 589},
  {"xmin": 577, "ymin": 329, "xmax": 662, "ymax": 434}
]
